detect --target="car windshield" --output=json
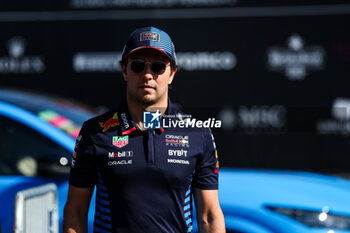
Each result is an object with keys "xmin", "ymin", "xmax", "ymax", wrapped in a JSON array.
[{"xmin": 0, "ymin": 89, "xmax": 96, "ymax": 138}]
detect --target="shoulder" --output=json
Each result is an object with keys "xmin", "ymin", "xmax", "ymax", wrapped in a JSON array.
[
  {"xmin": 81, "ymin": 108, "xmax": 119, "ymax": 134},
  {"xmin": 85, "ymin": 109, "xmax": 117, "ymax": 124}
]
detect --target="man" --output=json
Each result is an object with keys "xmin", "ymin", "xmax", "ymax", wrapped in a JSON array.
[{"xmin": 63, "ymin": 26, "xmax": 225, "ymax": 233}]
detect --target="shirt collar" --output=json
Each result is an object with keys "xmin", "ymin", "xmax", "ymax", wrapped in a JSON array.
[
  {"xmin": 119, "ymin": 99, "xmax": 178, "ymax": 135},
  {"xmin": 164, "ymin": 99, "xmax": 178, "ymax": 116},
  {"xmin": 118, "ymin": 101, "xmax": 137, "ymax": 135}
]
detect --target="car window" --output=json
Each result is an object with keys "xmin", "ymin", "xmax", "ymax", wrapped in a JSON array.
[
  {"xmin": 0, "ymin": 116, "xmax": 71, "ymax": 177},
  {"xmin": 0, "ymin": 89, "xmax": 96, "ymax": 139}
]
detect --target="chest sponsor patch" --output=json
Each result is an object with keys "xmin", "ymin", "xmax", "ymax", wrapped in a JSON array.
[
  {"xmin": 108, "ymin": 160, "xmax": 132, "ymax": 166},
  {"xmin": 113, "ymin": 136, "xmax": 128, "ymax": 148},
  {"xmin": 165, "ymin": 134, "xmax": 189, "ymax": 147},
  {"xmin": 108, "ymin": 151, "xmax": 133, "ymax": 158},
  {"xmin": 167, "ymin": 159, "xmax": 190, "ymax": 165},
  {"xmin": 99, "ymin": 112, "xmax": 119, "ymax": 132},
  {"xmin": 168, "ymin": 149, "xmax": 188, "ymax": 157}
]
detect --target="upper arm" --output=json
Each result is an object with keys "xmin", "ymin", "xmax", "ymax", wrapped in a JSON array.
[
  {"xmin": 64, "ymin": 185, "xmax": 94, "ymax": 215},
  {"xmin": 63, "ymin": 185, "xmax": 94, "ymax": 233},
  {"xmin": 194, "ymin": 188, "xmax": 221, "ymax": 218},
  {"xmin": 194, "ymin": 188, "xmax": 225, "ymax": 232}
]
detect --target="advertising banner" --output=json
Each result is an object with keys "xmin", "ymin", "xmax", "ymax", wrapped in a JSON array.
[{"xmin": 1, "ymin": 2, "xmax": 350, "ymax": 173}]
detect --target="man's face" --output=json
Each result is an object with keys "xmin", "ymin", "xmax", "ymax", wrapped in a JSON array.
[{"xmin": 121, "ymin": 49, "xmax": 177, "ymax": 106}]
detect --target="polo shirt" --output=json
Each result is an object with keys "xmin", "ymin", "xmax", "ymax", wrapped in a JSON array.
[{"xmin": 69, "ymin": 100, "xmax": 219, "ymax": 233}]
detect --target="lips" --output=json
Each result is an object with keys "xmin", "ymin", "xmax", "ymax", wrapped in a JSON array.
[{"xmin": 139, "ymin": 84, "xmax": 156, "ymax": 90}]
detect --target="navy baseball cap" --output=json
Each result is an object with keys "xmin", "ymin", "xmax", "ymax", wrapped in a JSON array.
[{"xmin": 121, "ymin": 26, "xmax": 176, "ymax": 63}]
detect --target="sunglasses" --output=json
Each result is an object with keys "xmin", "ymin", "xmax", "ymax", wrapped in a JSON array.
[{"xmin": 130, "ymin": 59, "xmax": 168, "ymax": 75}]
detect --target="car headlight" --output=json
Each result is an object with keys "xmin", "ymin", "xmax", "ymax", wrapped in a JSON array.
[{"xmin": 266, "ymin": 206, "xmax": 350, "ymax": 230}]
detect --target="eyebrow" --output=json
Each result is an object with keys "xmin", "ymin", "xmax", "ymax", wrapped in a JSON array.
[{"xmin": 129, "ymin": 56, "xmax": 169, "ymax": 62}]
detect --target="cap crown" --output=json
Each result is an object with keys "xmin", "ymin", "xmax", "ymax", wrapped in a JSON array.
[{"xmin": 122, "ymin": 26, "xmax": 176, "ymax": 63}]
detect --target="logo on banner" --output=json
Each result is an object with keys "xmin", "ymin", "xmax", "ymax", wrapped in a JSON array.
[
  {"xmin": 73, "ymin": 52, "xmax": 122, "ymax": 72},
  {"xmin": 0, "ymin": 36, "xmax": 45, "ymax": 74},
  {"xmin": 113, "ymin": 136, "xmax": 129, "ymax": 148},
  {"xmin": 143, "ymin": 110, "xmax": 161, "ymax": 129},
  {"xmin": 217, "ymin": 105, "xmax": 286, "ymax": 132},
  {"xmin": 317, "ymin": 98, "xmax": 350, "ymax": 136},
  {"xmin": 267, "ymin": 34, "xmax": 325, "ymax": 80},
  {"xmin": 73, "ymin": 51, "xmax": 237, "ymax": 72},
  {"xmin": 176, "ymin": 51, "xmax": 236, "ymax": 71}
]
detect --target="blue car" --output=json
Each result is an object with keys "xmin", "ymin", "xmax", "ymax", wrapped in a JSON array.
[
  {"xmin": 0, "ymin": 88, "xmax": 96, "ymax": 233},
  {"xmin": 220, "ymin": 169, "xmax": 350, "ymax": 233},
  {"xmin": 1, "ymin": 89, "xmax": 350, "ymax": 233}
]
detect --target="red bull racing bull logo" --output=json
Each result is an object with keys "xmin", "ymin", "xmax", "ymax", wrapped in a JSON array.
[{"xmin": 99, "ymin": 112, "xmax": 119, "ymax": 132}]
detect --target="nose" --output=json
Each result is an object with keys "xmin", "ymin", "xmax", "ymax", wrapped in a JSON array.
[
  {"xmin": 142, "ymin": 63, "xmax": 154, "ymax": 80},
  {"xmin": 144, "ymin": 63, "xmax": 153, "ymax": 74}
]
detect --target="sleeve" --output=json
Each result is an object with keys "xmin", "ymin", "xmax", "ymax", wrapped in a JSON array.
[
  {"xmin": 69, "ymin": 121, "xmax": 97, "ymax": 188},
  {"xmin": 192, "ymin": 129, "xmax": 219, "ymax": 190}
]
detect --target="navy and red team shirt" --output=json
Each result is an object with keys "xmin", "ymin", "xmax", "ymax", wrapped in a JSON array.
[{"xmin": 69, "ymin": 100, "xmax": 219, "ymax": 233}]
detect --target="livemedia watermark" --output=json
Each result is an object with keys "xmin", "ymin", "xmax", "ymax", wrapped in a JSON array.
[{"xmin": 143, "ymin": 110, "xmax": 222, "ymax": 130}]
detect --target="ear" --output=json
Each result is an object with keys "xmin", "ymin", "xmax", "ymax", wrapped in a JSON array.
[
  {"xmin": 121, "ymin": 62, "xmax": 127, "ymax": 82},
  {"xmin": 168, "ymin": 67, "xmax": 177, "ymax": 85}
]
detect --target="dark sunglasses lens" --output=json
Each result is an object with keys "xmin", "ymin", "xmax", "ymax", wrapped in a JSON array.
[
  {"xmin": 152, "ymin": 61, "xmax": 166, "ymax": 74},
  {"xmin": 131, "ymin": 60, "xmax": 145, "ymax": 73}
]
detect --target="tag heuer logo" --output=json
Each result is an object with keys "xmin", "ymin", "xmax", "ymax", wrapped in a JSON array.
[{"xmin": 113, "ymin": 136, "xmax": 128, "ymax": 148}]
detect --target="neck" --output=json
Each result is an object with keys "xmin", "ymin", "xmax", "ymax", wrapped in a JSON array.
[{"xmin": 126, "ymin": 96, "xmax": 168, "ymax": 130}]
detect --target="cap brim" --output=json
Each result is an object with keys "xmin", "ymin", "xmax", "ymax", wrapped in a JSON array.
[{"xmin": 123, "ymin": 46, "xmax": 174, "ymax": 62}]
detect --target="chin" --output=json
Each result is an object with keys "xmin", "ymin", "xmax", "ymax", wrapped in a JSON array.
[{"xmin": 138, "ymin": 95, "xmax": 157, "ymax": 105}]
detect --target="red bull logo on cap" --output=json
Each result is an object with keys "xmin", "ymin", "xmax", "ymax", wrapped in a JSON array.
[
  {"xmin": 140, "ymin": 32, "xmax": 160, "ymax": 42},
  {"xmin": 99, "ymin": 112, "xmax": 120, "ymax": 132}
]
